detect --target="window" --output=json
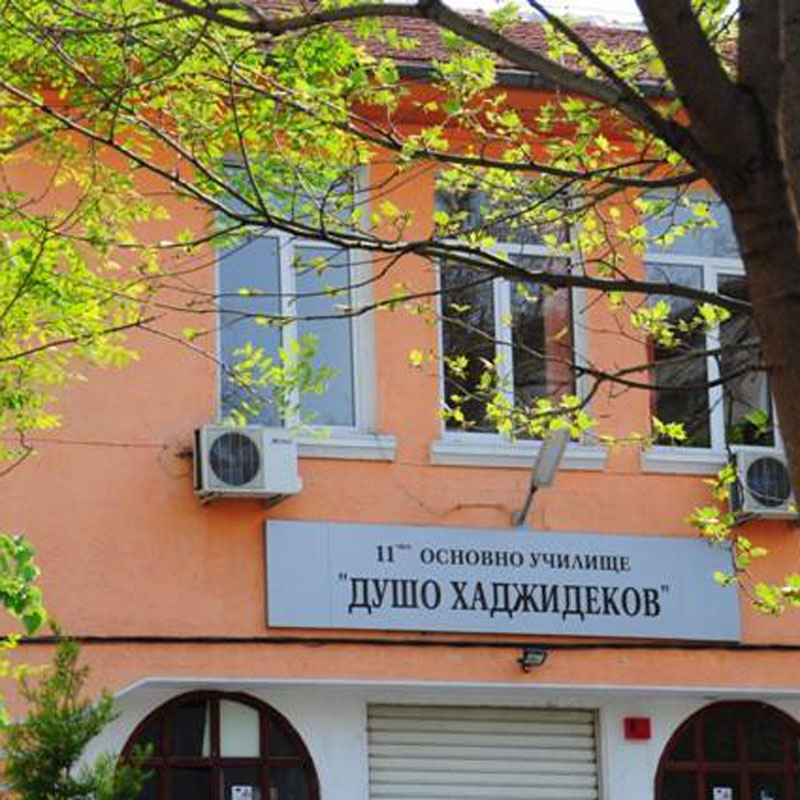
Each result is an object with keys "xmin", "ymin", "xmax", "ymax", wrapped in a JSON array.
[
  {"xmin": 122, "ymin": 691, "xmax": 319, "ymax": 800},
  {"xmin": 646, "ymin": 198, "xmax": 773, "ymax": 450},
  {"xmin": 437, "ymin": 188, "xmax": 575, "ymax": 436},
  {"xmin": 218, "ymin": 233, "xmax": 361, "ymax": 430},
  {"xmin": 657, "ymin": 702, "xmax": 800, "ymax": 800}
]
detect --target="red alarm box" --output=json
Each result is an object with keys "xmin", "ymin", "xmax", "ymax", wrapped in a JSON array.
[{"xmin": 624, "ymin": 717, "xmax": 652, "ymax": 740}]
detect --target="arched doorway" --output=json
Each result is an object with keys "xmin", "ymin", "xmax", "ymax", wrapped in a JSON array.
[
  {"xmin": 657, "ymin": 702, "xmax": 800, "ymax": 800},
  {"xmin": 122, "ymin": 690, "xmax": 319, "ymax": 800}
]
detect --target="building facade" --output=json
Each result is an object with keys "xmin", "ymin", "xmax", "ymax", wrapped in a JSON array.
[{"xmin": 3, "ymin": 21, "xmax": 800, "ymax": 800}]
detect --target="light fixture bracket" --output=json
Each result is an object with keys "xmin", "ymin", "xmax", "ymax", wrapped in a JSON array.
[
  {"xmin": 518, "ymin": 646, "xmax": 548, "ymax": 672},
  {"xmin": 511, "ymin": 428, "xmax": 570, "ymax": 527}
]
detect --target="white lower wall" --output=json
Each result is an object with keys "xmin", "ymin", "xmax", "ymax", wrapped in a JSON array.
[{"xmin": 85, "ymin": 680, "xmax": 800, "ymax": 800}]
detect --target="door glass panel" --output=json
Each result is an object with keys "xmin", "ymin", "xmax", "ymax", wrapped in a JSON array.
[
  {"xmin": 172, "ymin": 768, "xmax": 211, "ymax": 800},
  {"xmin": 746, "ymin": 711, "xmax": 784, "ymax": 763},
  {"xmin": 705, "ymin": 773, "xmax": 740, "ymax": 800},
  {"xmin": 221, "ymin": 700, "xmax": 261, "ymax": 757},
  {"xmin": 704, "ymin": 707, "xmax": 740, "ymax": 762},
  {"xmin": 223, "ymin": 766, "xmax": 262, "ymax": 800},
  {"xmin": 268, "ymin": 720, "xmax": 300, "ymax": 757},
  {"xmin": 135, "ymin": 773, "xmax": 158, "ymax": 800},
  {"xmin": 662, "ymin": 771, "xmax": 698, "ymax": 800},
  {"xmin": 135, "ymin": 718, "xmax": 162, "ymax": 756},
  {"xmin": 170, "ymin": 700, "xmax": 211, "ymax": 757},
  {"xmin": 270, "ymin": 766, "xmax": 309, "ymax": 800},
  {"xmin": 751, "ymin": 773, "xmax": 784, "ymax": 800},
  {"xmin": 670, "ymin": 725, "xmax": 697, "ymax": 762}
]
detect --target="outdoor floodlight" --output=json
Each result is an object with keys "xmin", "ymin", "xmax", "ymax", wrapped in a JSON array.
[{"xmin": 518, "ymin": 646, "xmax": 549, "ymax": 672}]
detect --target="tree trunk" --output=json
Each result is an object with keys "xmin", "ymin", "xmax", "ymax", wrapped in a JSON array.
[{"xmin": 725, "ymin": 165, "xmax": 800, "ymax": 498}]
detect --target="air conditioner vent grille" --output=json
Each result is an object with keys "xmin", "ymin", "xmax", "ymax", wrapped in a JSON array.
[
  {"xmin": 746, "ymin": 456, "xmax": 792, "ymax": 508},
  {"xmin": 731, "ymin": 451, "xmax": 795, "ymax": 519},
  {"xmin": 209, "ymin": 431, "xmax": 261, "ymax": 486}
]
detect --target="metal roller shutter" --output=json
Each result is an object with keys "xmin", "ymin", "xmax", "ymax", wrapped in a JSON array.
[{"xmin": 368, "ymin": 704, "xmax": 599, "ymax": 800}]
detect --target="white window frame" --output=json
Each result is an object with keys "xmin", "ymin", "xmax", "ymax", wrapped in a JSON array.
[
  {"xmin": 431, "ymin": 240, "xmax": 607, "ymax": 471},
  {"xmin": 215, "ymin": 230, "xmax": 395, "ymax": 462},
  {"xmin": 642, "ymin": 253, "xmax": 782, "ymax": 475}
]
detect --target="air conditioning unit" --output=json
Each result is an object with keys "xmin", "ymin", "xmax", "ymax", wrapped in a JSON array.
[
  {"xmin": 194, "ymin": 425, "xmax": 301, "ymax": 501},
  {"xmin": 731, "ymin": 451, "xmax": 796, "ymax": 519}
]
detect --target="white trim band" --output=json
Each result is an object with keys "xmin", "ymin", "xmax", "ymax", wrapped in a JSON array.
[
  {"xmin": 299, "ymin": 433, "xmax": 396, "ymax": 461},
  {"xmin": 430, "ymin": 438, "xmax": 608, "ymax": 470},
  {"xmin": 641, "ymin": 448, "xmax": 728, "ymax": 475}
]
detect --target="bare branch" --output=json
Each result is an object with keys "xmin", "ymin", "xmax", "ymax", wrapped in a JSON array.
[{"xmin": 156, "ymin": 0, "xmax": 428, "ymax": 33}]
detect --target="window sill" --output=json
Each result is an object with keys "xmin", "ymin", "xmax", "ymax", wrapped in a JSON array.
[
  {"xmin": 640, "ymin": 447, "xmax": 727, "ymax": 475},
  {"xmin": 642, "ymin": 445, "xmax": 784, "ymax": 475},
  {"xmin": 429, "ymin": 436, "xmax": 608, "ymax": 470},
  {"xmin": 298, "ymin": 432, "xmax": 396, "ymax": 462}
]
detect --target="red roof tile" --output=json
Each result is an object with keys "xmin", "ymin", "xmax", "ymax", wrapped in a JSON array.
[{"xmin": 255, "ymin": 2, "xmax": 648, "ymax": 71}]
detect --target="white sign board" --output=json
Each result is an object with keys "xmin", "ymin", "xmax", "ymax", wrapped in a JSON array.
[{"xmin": 266, "ymin": 522, "xmax": 740, "ymax": 640}]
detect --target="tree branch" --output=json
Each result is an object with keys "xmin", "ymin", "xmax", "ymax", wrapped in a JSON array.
[
  {"xmin": 0, "ymin": 317, "xmax": 157, "ymax": 364},
  {"xmin": 156, "ymin": 0, "xmax": 428, "ymax": 34},
  {"xmin": 636, "ymin": 0, "xmax": 756, "ymax": 169},
  {"xmin": 158, "ymin": 0, "xmax": 709, "ymax": 172},
  {"xmin": 226, "ymin": 71, "xmax": 699, "ymax": 190},
  {"xmin": 423, "ymin": 242, "xmax": 751, "ymax": 314}
]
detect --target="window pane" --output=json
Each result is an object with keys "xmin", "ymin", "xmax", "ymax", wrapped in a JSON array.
[
  {"xmin": 270, "ymin": 766, "xmax": 309, "ymax": 800},
  {"xmin": 646, "ymin": 197, "xmax": 738, "ymax": 258},
  {"xmin": 648, "ymin": 263, "xmax": 710, "ymax": 447},
  {"xmin": 294, "ymin": 246, "xmax": 355, "ymax": 427},
  {"xmin": 435, "ymin": 187, "xmax": 565, "ymax": 246},
  {"xmin": 172, "ymin": 768, "xmax": 211, "ymax": 800},
  {"xmin": 511, "ymin": 256, "xmax": 574, "ymax": 413},
  {"xmin": 223, "ymin": 766, "xmax": 263, "ymax": 800},
  {"xmin": 718, "ymin": 274, "xmax": 774, "ymax": 446},
  {"xmin": 440, "ymin": 261, "xmax": 496, "ymax": 431},
  {"xmin": 221, "ymin": 700, "xmax": 261, "ymax": 758},
  {"xmin": 170, "ymin": 700, "xmax": 211, "ymax": 757},
  {"xmin": 219, "ymin": 236, "xmax": 282, "ymax": 425}
]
